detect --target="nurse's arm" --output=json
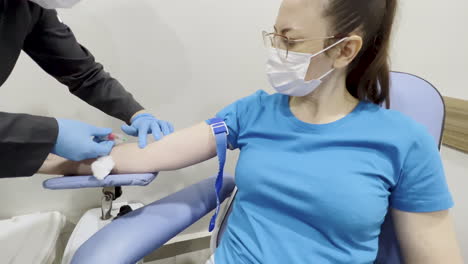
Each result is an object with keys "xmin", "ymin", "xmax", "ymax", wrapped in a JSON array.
[
  {"xmin": 392, "ymin": 209, "xmax": 463, "ymax": 263},
  {"xmin": 39, "ymin": 122, "xmax": 217, "ymax": 175}
]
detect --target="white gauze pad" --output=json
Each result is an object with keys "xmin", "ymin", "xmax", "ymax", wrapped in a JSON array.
[{"xmin": 91, "ymin": 156, "xmax": 115, "ymax": 180}]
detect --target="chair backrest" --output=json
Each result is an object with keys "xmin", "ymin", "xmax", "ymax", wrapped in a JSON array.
[
  {"xmin": 375, "ymin": 72, "xmax": 445, "ymax": 263},
  {"xmin": 387, "ymin": 71, "xmax": 445, "ymax": 147},
  {"xmin": 212, "ymin": 71, "xmax": 446, "ymax": 264}
]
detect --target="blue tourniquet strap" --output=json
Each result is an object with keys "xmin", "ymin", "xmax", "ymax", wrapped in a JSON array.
[{"xmin": 207, "ymin": 117, "xmax": 228, "ymax": 232}]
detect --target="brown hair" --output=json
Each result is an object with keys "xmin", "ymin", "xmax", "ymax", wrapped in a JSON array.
[{"xmin": 324, "ymin": 0, "xmax": 397, "ymax": 107}]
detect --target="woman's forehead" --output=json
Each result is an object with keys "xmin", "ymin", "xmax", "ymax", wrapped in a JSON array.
[{"xmin": 275, "ymin": 0, "xmax": 329, "ymax": 37}]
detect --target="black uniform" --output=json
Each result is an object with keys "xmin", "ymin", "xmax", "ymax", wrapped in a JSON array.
[{"xmin": 0, "ymin": 0, "xmax": 144, "ymax": 177}]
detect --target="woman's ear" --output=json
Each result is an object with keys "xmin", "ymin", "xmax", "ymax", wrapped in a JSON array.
[{"xmin": 333, "ymin": 35, "xmax": 363, "ymax": 69}]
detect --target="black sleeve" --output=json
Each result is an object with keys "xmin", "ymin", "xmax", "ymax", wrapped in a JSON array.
[
  {"xmin": 0, "ymin": 112, "xmax": 58, "ymax": 178},
  {"xmin": 22, "ymin": 7, "xmax": 144, "ymax": 123}
]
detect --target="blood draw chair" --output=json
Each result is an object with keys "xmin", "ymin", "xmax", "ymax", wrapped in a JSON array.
[{"xmin": 43, "ymin": 71, "xmax": 445, "ymax": 264}]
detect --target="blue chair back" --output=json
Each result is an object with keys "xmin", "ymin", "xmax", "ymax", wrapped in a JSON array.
[{"xmin": 215, "ymin": 72, "xmax": 446, "ymax": 264}]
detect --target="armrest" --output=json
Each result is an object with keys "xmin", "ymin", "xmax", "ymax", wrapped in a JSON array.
[
  {"xmin": 71, "ymin": 174, "xmax": 236, "ymax": 264},
  {"xmin": 43, "ymin": 173, "xmax": 157, "ymax": 189}
]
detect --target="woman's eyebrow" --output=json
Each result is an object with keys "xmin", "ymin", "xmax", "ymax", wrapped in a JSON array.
[{"xmin": 274, "ymin": 25, "xmax": 293, "ymax": 35}]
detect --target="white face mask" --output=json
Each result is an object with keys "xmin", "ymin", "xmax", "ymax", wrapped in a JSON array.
[
  {"xmin": 266, "ymin": 38, "xmax": 347, "ymax": 97},
  {"xmin": 28, "ymin": 0, "xmax": 82, "ymax": 9}
]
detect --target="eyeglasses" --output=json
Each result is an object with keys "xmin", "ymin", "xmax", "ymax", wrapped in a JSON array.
[{"xmin": 262, "ymin": 30, "xmax": 343, "ymax": 60}]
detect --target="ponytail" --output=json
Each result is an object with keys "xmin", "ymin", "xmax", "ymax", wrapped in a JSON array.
[{"xmin": 325, "ymin": 0, "xmax": 398, "ymax": 107}]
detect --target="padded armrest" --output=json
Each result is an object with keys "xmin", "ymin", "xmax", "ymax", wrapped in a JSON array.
[
  {"xmin": 71, "ymin": 174, "xmax": 236, "ymax": 264},
  {"xmin": 43, "ymin": 173, "xmax": 157, "ymax": 190}
]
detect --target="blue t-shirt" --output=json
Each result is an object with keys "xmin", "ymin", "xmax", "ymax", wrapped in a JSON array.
[{"xmin": 213, "ymin": 90, "xmax": 453, "ymax": 264}]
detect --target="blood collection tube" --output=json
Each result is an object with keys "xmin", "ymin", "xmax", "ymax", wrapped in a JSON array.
[{"xmin": 97, "ymin": 133, "xmax": 127, "ymax": 144}]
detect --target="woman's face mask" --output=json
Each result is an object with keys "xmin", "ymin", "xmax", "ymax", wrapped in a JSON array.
[
  {"xmin": 266, "ymin": 37, "xmax": 347, "ymax": 97},
  {"xmin": 28, "ymin": 0, "xmax": 82, "ymax": 9}
]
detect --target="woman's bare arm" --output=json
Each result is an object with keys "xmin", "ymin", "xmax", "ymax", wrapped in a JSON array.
[
  {"xmin": 39, "ymin": 122, "xmax": 217, "ymax": 175},
  {"xmin": 392, "ymin": 209, "xmax": 463, "ymax": 263}
]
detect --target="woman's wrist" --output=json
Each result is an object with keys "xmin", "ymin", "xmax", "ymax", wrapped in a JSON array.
[{"xmin": 38, "ymin": 154, "xmax": 93, "ymax": 175}]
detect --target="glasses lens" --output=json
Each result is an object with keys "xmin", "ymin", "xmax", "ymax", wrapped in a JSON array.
[
  {"xmin": 262, "ymin": 31, "xmax": 273, "ymax": 48},
  {"xmin": 263, "ymin": 32, "xmax": 289, "ymax": 60},
  {"xmin": 274, "ymin": 35, "xmax": 289, "ymax": 60}
]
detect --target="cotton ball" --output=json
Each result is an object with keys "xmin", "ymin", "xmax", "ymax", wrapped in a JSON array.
[{"xmin": 91, "ymin": 156, "xmax": 115, "ymax": 180}]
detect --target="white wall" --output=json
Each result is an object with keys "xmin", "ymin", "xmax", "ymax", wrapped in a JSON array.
[
  {"xmin": 391, "ymin": 0, "xmax": 468, "ymax": 100},
  {"xmin": 391, "ymin": 0, "xmax": 468, "ymax": 259},
  {"xmin": 0, "ymin": 0, "xmax": 280, "ymax": 226},
  {"xmin": 0, "ymin": 0, "xmax": 466, "ymax": 260}
]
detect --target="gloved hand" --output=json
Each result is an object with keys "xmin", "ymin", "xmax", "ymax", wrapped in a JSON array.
[
  {"xmin": 121, "ymin": 113, "xmax": 174, "ymax": 148},
  {"xmin": 52, "ymin": 119, "xmax": 115, "ymax": 161}
]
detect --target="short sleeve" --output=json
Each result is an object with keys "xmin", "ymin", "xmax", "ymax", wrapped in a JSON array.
[
  {"xmin": 215, "ymin": 100, "xmax": 241, "ymax": 150},
  {"xmin": 206, "ymin": 90, "xmax": 267, "ymax": 150},
  {"xmin": 390, "ymin": 126, "xmax": 454, "ymax": 212}
]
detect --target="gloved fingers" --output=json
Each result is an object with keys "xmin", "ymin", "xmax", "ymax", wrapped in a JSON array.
[
  {"xmin": 168, "ymin": 122, "xmax": 175, "ymax": 133},
  {"xmin": 138, "ymin": 123, "xmax": 151, "ymax": 148},
  {"xmin": 91, "ymin": 126, "xmax": 113, "ymax": 137},
  {"xmin": 151, "ymin": 122, "xmax": 163, "ymax": 141},
  {"xmin": 94, "ymin": 141, "xmax": 115, "ymax": 157},
  {"xmin": 121, "ymin": 124, "xmax": 138, "ymax": 136},
  {"xmin": 159, "ymin": 120, "xmax": 173, "ymax": 136}
]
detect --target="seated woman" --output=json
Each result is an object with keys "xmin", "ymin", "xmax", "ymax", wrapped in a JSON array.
[{"xmin": 39, "ymin": 0, "xmax": 463, "ymax": 263}]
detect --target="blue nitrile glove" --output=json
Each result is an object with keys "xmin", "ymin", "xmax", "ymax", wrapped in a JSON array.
[
  {"xmin": 121, "ymin": 113, "xmax": 174, "ymax": 148},
  {"xmin": 52, "ymin": 119, "xmax": 115, "ymax": 161}
]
